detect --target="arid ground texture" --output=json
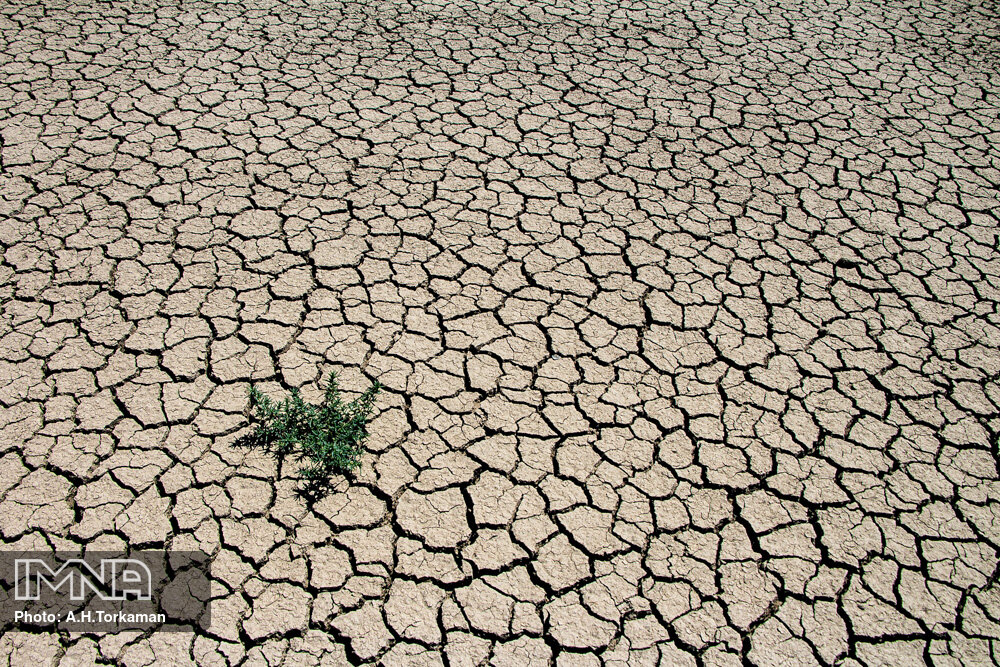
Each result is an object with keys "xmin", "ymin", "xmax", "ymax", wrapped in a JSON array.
[{"xmin": 2, "ymin": 0, "xmax": 1000, "ymax": 664}]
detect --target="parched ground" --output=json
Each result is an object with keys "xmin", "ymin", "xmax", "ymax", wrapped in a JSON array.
[{"xmin": 1, "ymin": 0, "xmax": 1000, "ymax": 664}]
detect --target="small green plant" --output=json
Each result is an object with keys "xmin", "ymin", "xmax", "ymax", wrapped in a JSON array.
[{"xmin": 238, "ymin": 373, "xmax": 380, "ymax": 491}]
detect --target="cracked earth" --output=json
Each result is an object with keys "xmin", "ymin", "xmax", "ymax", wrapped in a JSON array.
[{"xmin": 1, "ymin": 0, "xmax": 1000, "ymax": 664}]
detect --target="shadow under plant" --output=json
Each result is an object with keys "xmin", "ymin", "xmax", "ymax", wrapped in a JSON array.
[{"xmin": 236, "ymin": 373, "xmax": 381, "ymax": 500}]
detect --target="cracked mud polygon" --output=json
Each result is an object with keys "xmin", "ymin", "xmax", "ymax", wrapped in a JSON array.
[{"xmin": 2, "ymin": 0, "xmax": 1000, "ymax": 664}]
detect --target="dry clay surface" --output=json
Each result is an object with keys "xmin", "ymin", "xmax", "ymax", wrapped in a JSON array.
[{"xmin": 2, "ymin": 0, "xmax": 1000, "ymax": 664}]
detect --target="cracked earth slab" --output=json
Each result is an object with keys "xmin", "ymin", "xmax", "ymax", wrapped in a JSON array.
[{"xmin": 2, "ymin": 0, "xmax": 1000, "ymax": 664}]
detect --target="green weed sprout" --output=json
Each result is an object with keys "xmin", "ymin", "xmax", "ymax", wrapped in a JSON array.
[{"xmin": 238, "ymin": 373, "xmax": 380, "ymax": 488}]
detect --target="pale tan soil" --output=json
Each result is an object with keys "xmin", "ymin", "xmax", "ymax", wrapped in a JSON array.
[{"xmin": 2, "ymin": 0, "xmax": 1000, "ymax": 664}]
